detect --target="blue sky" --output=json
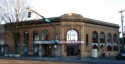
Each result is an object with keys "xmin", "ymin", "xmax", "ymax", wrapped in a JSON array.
[{"xmin": 30, "ymin": 0, "xmax": 125, "ymax": 25}]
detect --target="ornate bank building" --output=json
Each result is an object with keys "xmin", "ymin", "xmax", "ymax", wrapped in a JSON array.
[{"xmin": 4, "ymin": 13, "xmax": 119, "ymax": 58}]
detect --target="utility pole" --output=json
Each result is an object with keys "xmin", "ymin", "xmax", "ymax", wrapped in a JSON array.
[{"xmin": 119, "ymin": 10, "xmax": 125, "ymax": 50}]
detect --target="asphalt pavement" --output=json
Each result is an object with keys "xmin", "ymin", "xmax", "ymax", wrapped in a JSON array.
[
  {"xmin": 1, "ymin": 56, "xmax": 125, "ymax": 64},
  {"xmin": 0, "ymin": 56, "xmax": 115, "ymax": 62}
]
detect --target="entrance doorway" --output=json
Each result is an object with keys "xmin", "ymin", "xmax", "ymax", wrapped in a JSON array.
[
  {"xmin": 44, "ymin": 44, "xmax": 54, "ymax": 56},
  {"xmin": 67, "ymin": 44, "xmax": 78, "ymax": 56}
]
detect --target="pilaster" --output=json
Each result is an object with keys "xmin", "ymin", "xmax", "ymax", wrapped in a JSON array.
[
  {"xmin": 20, "ymin": 32, "xmax": 23, "ymax": 55},
  {"xmin": 80, "ymin": 26, "xmax": 84, "ymax": 57},
  {"xmin": 39, "ymin": 44, "xmax": 42, "ymax": 57},
  {"xmin": 28, "ymin": 32, "xmax": 32, "ymax": 55},
  {"xmin": 61, "ymin": 44, "xmax": 66, "ymax": 58}
]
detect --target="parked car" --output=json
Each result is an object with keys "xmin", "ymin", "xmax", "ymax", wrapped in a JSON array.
[{"xmin": 116, "ymin": 50, "xmax": 125, "ymax": 60}]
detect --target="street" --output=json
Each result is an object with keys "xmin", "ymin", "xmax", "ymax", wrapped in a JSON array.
[
  {"xmin": 82, "ymin": 59, "xmax": 125, "ymax": 64},
  {"xmin": 0, "ymin": 58, "xmax": 125, "ymax": 64},
  {"xmin": 0, "ymin": 59, "xmax": 82, "ymax": 64}
]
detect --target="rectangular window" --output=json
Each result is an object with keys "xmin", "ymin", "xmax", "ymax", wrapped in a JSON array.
[{"xmin": 86, "ymin": 34, "xmax": 89, "ymax": 46}]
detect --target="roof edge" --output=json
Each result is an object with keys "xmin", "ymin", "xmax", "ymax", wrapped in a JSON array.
[{"xmin": 84, "ymin": 18, "xmax": 119, "ymax": 28}]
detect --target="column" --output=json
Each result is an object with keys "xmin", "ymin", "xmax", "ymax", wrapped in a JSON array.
[
  {"xmin": 112, "ymin": 34, "xmax": 114, "ymax": 51},
  {"xmin": 38, "ymin": 29, "xmax": 42, "ymax": 57},
  {"xmin": 20, "ymin": 32, "xmax": 23, "ymax": 55},
  {"xmin": 62, "ymin": 44, "xmax": 66, "ymax": 58},
  {"xmin": 80, "ymin": 26, "xmax": 84, "ymax": 58},
  {"xmin": 28, "ymin": 32, "xmax": 32, "ymax": 55},
  {"xmin": 60, "ymin": 26, "xmax": 66, "ymax": 57},
  {"xmin": 39, "ymin": 44, "xmax": 42, "ymax": 57},
  {"xmin": 105, "ymin": 33, "xmax": 107, "ymax": 51},
  {"xmin": 98, "ymin": 32, "xmax": 100, "ymax": 52},
  {"xmin": 98, "ymin": 32, "xmax": 101, "ymax": 57}
]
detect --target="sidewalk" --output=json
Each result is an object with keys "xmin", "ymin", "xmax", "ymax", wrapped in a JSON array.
[{"xmin": 0, "ymin": 56, "xmax": 114, "ymax": 62}]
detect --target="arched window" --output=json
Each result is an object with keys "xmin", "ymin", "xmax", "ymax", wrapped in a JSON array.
[
  {"xmin": 107, "ymin": 33, "xmax": 112, "ymax": 43},
  {"xmin": 107, "ymin": 33, "xmax": 112, "ymax": 51},
  {"xmin": 100, "ymin": 32, "xmax": 105, "ymax": 43},
  {"xmin": 113, "ymin": 34, "xmax": 118, "ymax": 51},
  {"xmin": 66, "ymin": 29, "xmax": 78, "ymax": 56},
  {"xmin": 23, "ymin": 32, "xmax": 29, "ymax": 55},
  {"xmin": 41, "ymin": 30, "xmax": 49, "ymax": 40},
  {"xmin": 113, "ymin": 34, "xmax": 117, "ymax": 43},
  {"xmin": 32, "ymin": 31, "xmax": 39, "ymax": 55},
  {"xmin": 67, "ymin": 30, "xmax": 78, "ymax": 41},
  {"xmin": 92, "ymin": 31, "xmax": 98, "ymax": 43}
]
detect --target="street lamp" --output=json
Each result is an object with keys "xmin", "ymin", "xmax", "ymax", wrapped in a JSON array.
[{"xmin": 119, "ymin": 10, "xmax": 125, "ymax": 50}]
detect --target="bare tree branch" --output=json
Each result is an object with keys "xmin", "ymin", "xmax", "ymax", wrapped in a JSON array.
[{"xmin": 0, "ymin": 0, "xmax": 31, "ymax": 54}]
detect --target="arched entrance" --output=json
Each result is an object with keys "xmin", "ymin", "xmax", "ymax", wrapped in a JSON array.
[{"xmin": 66, "ymin": 29, "xmax": 79, "ymax": 56}]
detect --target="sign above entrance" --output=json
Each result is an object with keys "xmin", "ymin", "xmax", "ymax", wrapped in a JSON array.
[
  {"xmin": 60, "ymin": 41, "xmax": 84, "ymax": 44},
  {"xmin": 34, "ymin": 40, "xmax": 84, "ymax": 44}
]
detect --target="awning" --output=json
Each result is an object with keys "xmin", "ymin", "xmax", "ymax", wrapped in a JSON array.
[{"xmin": 34, "ymin": 40, "xmax": 55, "ymax": 44}]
